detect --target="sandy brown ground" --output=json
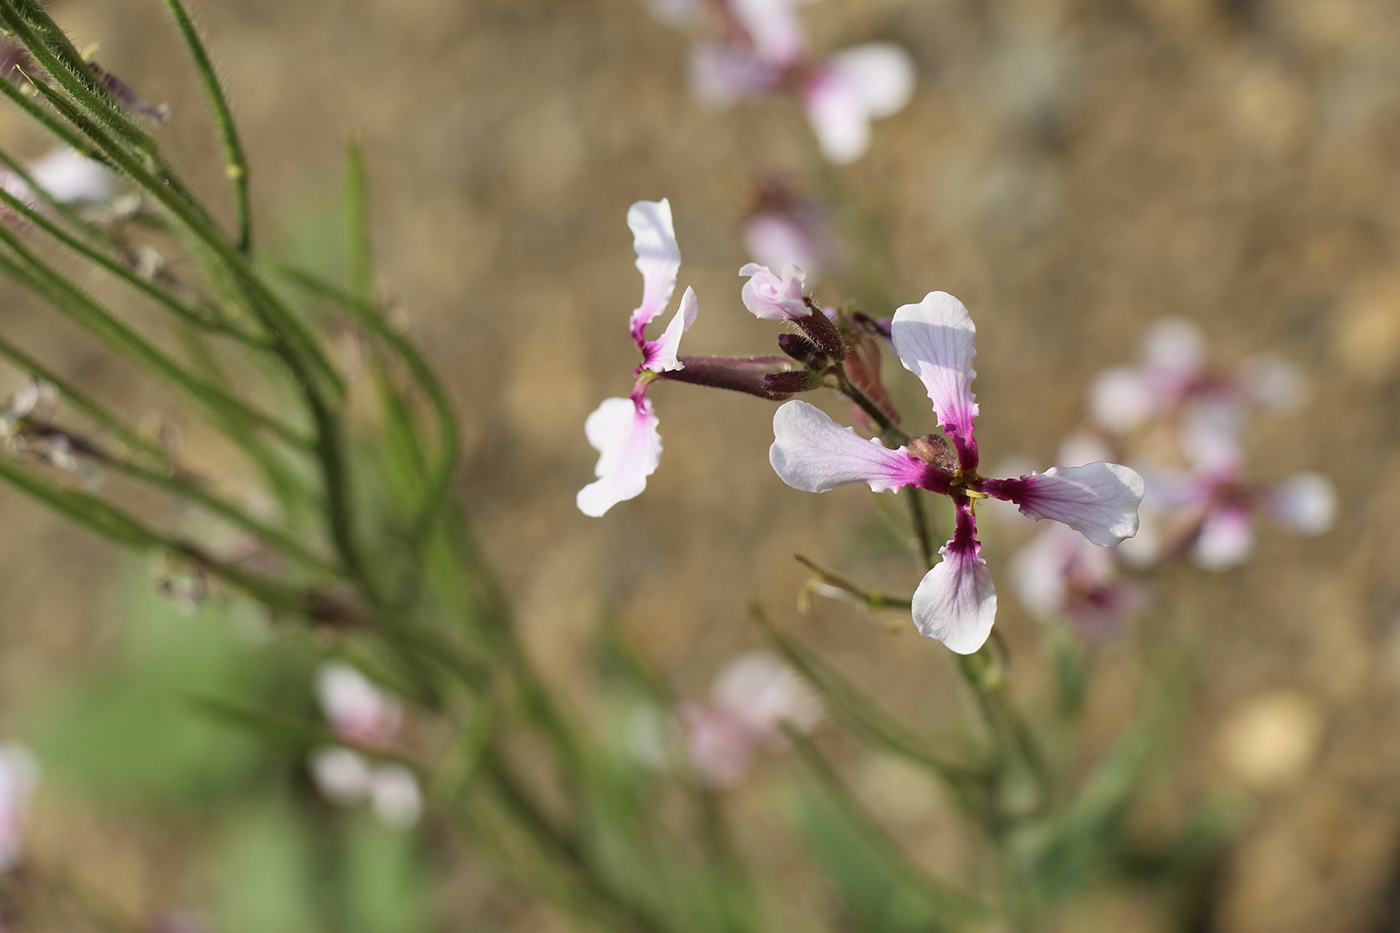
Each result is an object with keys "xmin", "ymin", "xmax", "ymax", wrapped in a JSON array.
[{"xmin": 2, "ymin": 0, "xmax": 1400, "ymax": 930}]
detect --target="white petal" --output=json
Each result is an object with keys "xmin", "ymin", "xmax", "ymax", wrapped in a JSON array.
[
  {"xmin": 803, "ymin": 43, "xmax": 915, "ymax": 164},
  {"xmin": 309, "ymin": 747, "xmax": 372, "ymax": 806},
  {"xmin": 1003, "ymin": 462, "xmax": 1146, "ymax": 546},
  {"xmin": 769, "ymin": 400, "xmax": 925, "ymax": 493},
  {"xmin": 1090, "ymin": 367, "xmax": 1154, "ymax": 433},
  {"xmin": 316, "ymin": 662, "xmax": 402, "ymax": 748},
  {"xmin": 731, "ymin": 0, "xmax": 811, "ymax": 66},
  {"xmin": 911, "ymin": 542, "xmax": 997, "ymax": 655},
  {"xmin": 0, "ymin": 744, "xmax": 38, "ymax": 872},
  {"xmin": 369, "ymin": 764, "xmax": 423, "ymax": 829},
  {"xmin": 1192, "ymin": 506, "xmax": 1254, "ymax": 570},
  {"xmin": 712, "ymin": 651, "xmax": 821, "ymax": 734},
  {"xmin": 1239, "ymin": 353, "xmax": 1306, "ymax": 412},
  {"xmin": 890, "ymin": 292, "xmax": 979, "ymax": 451},
  {"xmin": 578, "ymin": 396, "xmax": 663, "ymax": 517},
  {"xmin": 1267, "ymin": 472, "xmax": 1336, "ymax": 535},
  {"xmin": 644, "ymin": 286, "xmax": 698, "ymax": 373},
  {"xmin": 627, "ymin": 200, "xmax": 681, "ymax": 334},
  {"xmin": 27, "ymin": 148, "xmax": 115, "ymax": 203},
  {"xmin": 1142, "ymin": 318, "xmax": 1205, "ymax": 378}
]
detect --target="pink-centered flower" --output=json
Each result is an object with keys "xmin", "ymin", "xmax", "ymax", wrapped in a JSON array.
[
  {"xmin": 769, "ymin": 291, "xmax": 1145, "ymax": 654},
  {"xmin": 579, "ymin": 199, "xmax": 698, "ymax": 517},
  {"xmin": 679, "ymin": 651, "xmax": 821, "ymax": 787},
  {"xmin": 659, "ymin": 0, "xmax": 915, "ymax": 163},
  {"xmin": 1011, "ymin": 523, "xmax": 1145, "ymax": 637}
]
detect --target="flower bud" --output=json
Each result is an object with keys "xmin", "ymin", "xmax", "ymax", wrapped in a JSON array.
[
  {"xmin": 762, "ymin": 370, "xmax": 823, "ymax": 397},
  {"xmin": 794, "ymin": 299, "xmax": 846, "ymax": 360},
  {"xmin": 777, "ymin": 332, "xmax": 825, "ymax": 367}
]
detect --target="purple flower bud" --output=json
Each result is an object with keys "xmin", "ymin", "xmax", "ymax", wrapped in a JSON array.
[
  {"xmin": 777, "ymin": 332, "xmax": 824, "ymax": 367},
  {"xmin": 794, "ymin": 297, "xmax": 846, "ymax": 360}
]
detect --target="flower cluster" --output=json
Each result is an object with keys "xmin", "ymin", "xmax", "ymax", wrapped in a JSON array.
[
  {"xmin": 583, "ymin": 200, "xmax": 1146, "ymax": 655},
  {"xmin": 628, "ymin": 652, "xmax": 821, "ymax": 787},
  {"xmin": 1006, "ymin": 319, "xmax": 1335, "ymax": 634},
  {"xmin": 1090, "ymin": 318, "xmax": 1333, "ymax": 571},
  {"xmin": 308, "ymin": 662, "xmax": 422, "ymax": 829},
  {"xmin": 647, "ymin": 0, "xmax": 915, "ymax": 163}
]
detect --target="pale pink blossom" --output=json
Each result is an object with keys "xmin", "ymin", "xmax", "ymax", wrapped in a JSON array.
[
  {"xmin": 679, "ymin": 652, "xmax": 821, "ymax": 787},
  {"xmin": 657, "ymin": 1, "xmax": 914, "ymax": 162},
  {"xmin": 1012, "ymin": 523, "xmax": 1145, "ymax": 637},
  {"xmin": 0, "ymin": 743, "xmax": 38, "ymax": 872},
  {"xmin": 743, "ymin": 186, "xmax": 837, "ymax": 276},
  {"xmin": 316, "ymin": 661, "xmax": 403, "ymax": 750},
  {"xmin": 801, "ymin": 43, "xmax": 916, "ymax": 164},
  {"xmin": 770, "ymin": 291, "xmax": 1144, "ymax": 654},
  {"xmin": 739, "ymin": 261, "xmax": 809, "ymax": 319},
  {"xmin": 580, "ymin": 200, "xmax": 698, "ymax": 517}
]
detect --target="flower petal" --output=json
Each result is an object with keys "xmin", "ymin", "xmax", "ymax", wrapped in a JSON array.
[
  {"xmin": 643, "ymin": 286, "xmax": 698, "ymax": 373},
  {"xmin": 689, "ymin": 42, "xmax": 780, "ymax": 107},
  {"xmin": 308, "ymin": 746, "xmax": 372, "ymax": 806},
  {"xmin": 1192, "ymin": 505, "xmax": 1254, "ymax": 570},
  {"xmin": 712, "ymin": 651, "xmax": 822, "ymax": 734},
  {"xmin": 769, "ymin": 400, "xmax": 928, "ymax": 493},
  {"xmin": 1266, "ymin": 472, "xmax": 1336, "ymax": 535},
  {"xmin": 911, "ymin": 500, "xmax": 996, "ymax": 654},
  {"xmin": 890, "ymin": 291, "xmax": 980, "ymax": 468},
  {"xmin": 26, "ymin": 148, "xmax": 115, "ymax": 203},
  {"xmin": 578, "ymin": 395, "xmax": 662, "ymax": 517},
  {"xmin": 1089, "ymin": 367, "xmax": 1154, "ymax": 433},
  {"xmin": 983, "ymin": 462, "xmax": 1145, "ymax": 546},
  {"xmin": 732, "ymin": 0, "xmax": 811, "ymax": 67},
  {"xmin": 739, "ymin": 262, "xmax": 809, "ymax": 319},
  {"xmin": 802, "ymin": 43, "xmax": 915, "ymax": 164},
  {"xmin": 369, "ymin": 764, "xmax": 424, "ymax": 829},
  {"xmin": 627, "ymin": 200, "xmax": 682, "ymax": 342}
]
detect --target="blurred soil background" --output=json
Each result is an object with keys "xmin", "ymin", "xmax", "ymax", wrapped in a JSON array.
[{"xmin": 1, "ymin": 0, "xmax": 1399, "ymax": 930}]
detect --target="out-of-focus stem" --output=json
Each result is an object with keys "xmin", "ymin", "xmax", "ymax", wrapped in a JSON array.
[{"xmin": 162, "ymin": 0, "xmax": 252, "ymax": 254}]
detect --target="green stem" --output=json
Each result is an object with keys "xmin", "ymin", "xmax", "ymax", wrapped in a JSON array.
[
  {"xmin": 786, "ymin": 727, "xmax": 990, "ymax": 921},
  {"xmin": 0, "ymin": 228, "xmax": 310, "ymax": 450},
  {"xmin": 0, "ymin": 331, "xmax": 162, "ymax": 461},
  {"xmin": 480, "ymin": 749, "xmax": 666, "ymax": 933},
  {"xmin": 68, "ymin": 433, "xmax": 339, "ymax": 576},
  {"xmin": 0, "ymin": 0, "xmax": 156, "ymax": 154},
  {"xmin": 162, "ymin": 0, "xmax": 252, "ymax": 254},
  {"xmin": 0, "ymin": 455, "xmax": 307, "ymax": 612},
  {"xmin": 271, "ymin": 263, "xmax": 459, "ymax": 544},
  {"xmin": 16, "ymin": 73, "xmax": 343, "ymax": 397},
  {"xmin": 0, "ymin": 177, "xmax": 270, "ymax": 349}
]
